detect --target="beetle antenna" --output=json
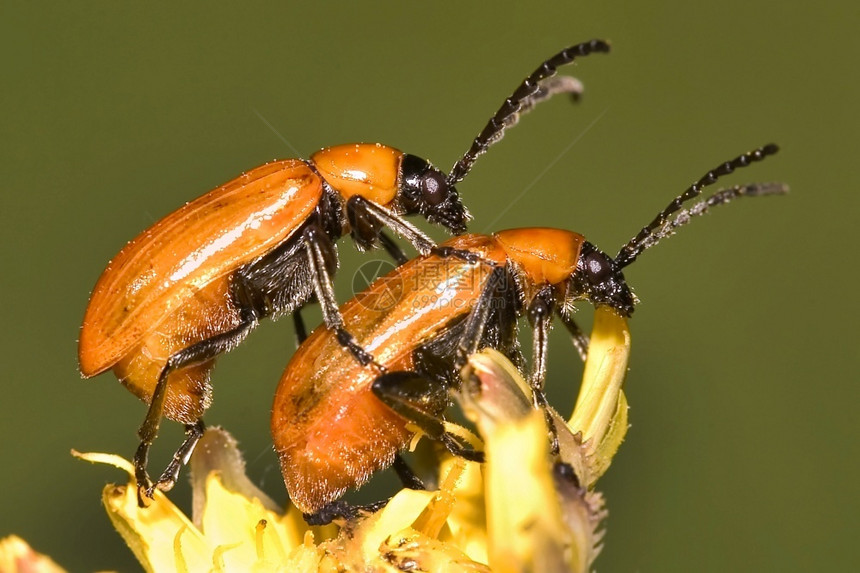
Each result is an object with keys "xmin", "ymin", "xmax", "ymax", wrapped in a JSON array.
[
  {"xmin": 446, "ymin": 39, "xmax": 611, "ymax": 186},
  {"xmin": 614, "ymin": 144, "xmax": 781, "ymax": 269},
  {"xmin": 618, "ymin": 181, "xmax": 788, "ymax": 266}
]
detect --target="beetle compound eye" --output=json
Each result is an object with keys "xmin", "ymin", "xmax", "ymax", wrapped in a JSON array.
[
  {"xmin": 584, "ymin": 251, "xmax": 612, "ymax": 284},
  {"xmin": 421, "ymin": 169, "xmax": 448, "ymax": 206}
]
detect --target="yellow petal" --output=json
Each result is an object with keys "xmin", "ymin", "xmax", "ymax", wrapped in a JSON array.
[
  {"xmin": 74, "ymin": 429, "xmax": 323, "ymax": 573},
  {"xmin": 104, "ymin": 480, "xmax": 212, "ymax": 573},
  {"xmin": 588, "ymin": 389, "xmax": 629, "ymax": 482},
  {"xmin": 458, "ymin": 350, "xmax": 608, "ymax": 573},
  {"xmin": 485, "ymin": 410, "xmax": 571, "ymax": 573},
  {"xmin": 568, "ymin": 306, "xmax": 631, "ymax": 485},
  {"xmin": 74, "ymin": 450, "xmax": 212, "ymax": 573},
  {"xmin": 190, "ymin": 428, "xmax": 310, "ymax": 568},
  {"xmin": 439, "ymin": 456, "xmax": 489, "ymax": 564}
]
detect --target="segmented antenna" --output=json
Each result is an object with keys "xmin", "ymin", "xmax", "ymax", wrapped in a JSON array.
[
  {"xmin": 627, "ymin": 181, "xmax": 788, "ymax": 257},
  {"xmin": 447, "ymin": 39, "xmax": 611, "ymax": 186},
  {"xmin": 614, "ymin": 144, "xmax": 780, "ymax": 269}
]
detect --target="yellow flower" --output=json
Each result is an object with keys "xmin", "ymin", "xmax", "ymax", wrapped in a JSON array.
[
  {"xmin": 457, "ymin": 306, "xmax": 630, "ymax": 572},
  {"xmin": 73, "ymin": 306, "xmax": 631, "ymax": 572},
  {"xmin": 74, "ymin": 431, "xmax": 480, "ymax": 573}
]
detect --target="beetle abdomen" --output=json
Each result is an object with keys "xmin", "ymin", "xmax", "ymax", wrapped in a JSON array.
[
  {"xmin": 278, "ymin": 388, "xmax": 412, "ymax": 513},
  {"xmin": 112, "ymin": 276, "xmax": 243, "ymax": 423}
]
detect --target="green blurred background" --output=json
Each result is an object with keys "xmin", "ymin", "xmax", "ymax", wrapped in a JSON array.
[{"xmin": 2, "ymin": 1, "xmax": 858, "ymax": 570}]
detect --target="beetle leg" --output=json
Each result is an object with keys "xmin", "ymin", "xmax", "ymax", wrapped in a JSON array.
[
  {"xmin": 303, "ymin": 226, "xmax": 381, "ymax": 369},
  {"xmin": 556, "ymin": 309, "xmax": 590, "ymax": 363},
  {"xmin": 153, "ymin": 419, "xmax": 206, "ymax": 492},
  {"xmin": 429, "ymin": 245, "xmax": 482, "ymax": 264},
  {"xmin": 526, "ymin": 290, "xmax": 562, "ymax": 455},
  {"xmin": 304, "ymin": 442, "xmax": 454, "ymax": 526},
  {"xmin": 347, "ymin": 195, "xmax": 436, "ymax": 256},
  {"xmin": 292, "ymin": 310, "xmax": 308, "ymax": 346},
  {"xmin": 372, "ymin": 371, "xmax": 484, "ymax": 463},
  {"xmin": 135, "ymin": 315, "xmax": 258, "ymax": 503},
  {"xmin": 392, "ymin": 454, "xmax": 426, "ymax": 490},
  {"xmin": 301, "ymin": 457, "xmax": 425, "ymax": 526},
  {"xmin": 377, "ymin": 230, "xmax": 409, "ymax": 266},
  {"xmin": 454, "ymin": 266, "xmax": 510, "ymax": 368},
  {"xmin": 411, "ymin": 264, "xmax": 519, "ymax": 381},
  {"xmin": 303, "ymin": 498, "xmax": 390, "ymax": 526},
  {"xmin": 527, "ymin": 289, "xmax": 554, "ymax": 393}
]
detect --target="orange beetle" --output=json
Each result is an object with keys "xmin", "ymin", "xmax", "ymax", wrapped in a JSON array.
[
  {"xmin": 79, "ymin": 40, "xmax": 610, "ymax": 501},
  {"xmin": 272, "ymin": 145, "xmax": 786, "ymax": 516}
]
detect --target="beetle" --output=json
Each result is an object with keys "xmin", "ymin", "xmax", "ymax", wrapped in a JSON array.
[
  {"xmin": 78, "ymin": 39, "xmax": 611, "ymax": 501},
  {"xmin": 271, "ymin": 144, "xmax": 786, "ymax": 516}
]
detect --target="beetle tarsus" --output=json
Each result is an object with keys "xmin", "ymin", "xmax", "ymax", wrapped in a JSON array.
[
  {"xmin": 154, "ymin": 420, "xmax": 206, "ymax": 493},
  {"xmin": 303, "ymin": 498, "xmax": 390, "ymax": 526},
  {"xmin": 133, "ymin": 441, "xmax": 154, "ymax": 507},
  {"xmin": 133, "ymin": 324, "xmax": 255, "ymax": 504},
  {"xmin": 438, "ymin": 433, "xmax": 485, "ymax": 463},
  {"xmin": 392, "ymin": 455, "xmax": 427, "ymax": 490},
  {"xmin": 335, "ymin": 328, "xmax": 376, "ymax": 367}
]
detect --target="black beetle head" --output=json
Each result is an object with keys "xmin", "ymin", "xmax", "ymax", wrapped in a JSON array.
[
  {"xmin": 569, "ymin": 242, "xmax": 636, "ymax": 316},
  {"xmin": 399, "ymin": 154, "xmax": 470, "ymax": 235}
]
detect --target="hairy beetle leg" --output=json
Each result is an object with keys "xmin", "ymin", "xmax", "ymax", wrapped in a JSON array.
[{"xmin": 372, "ymin": 371, "xmax": 484, "ymax": 463}]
